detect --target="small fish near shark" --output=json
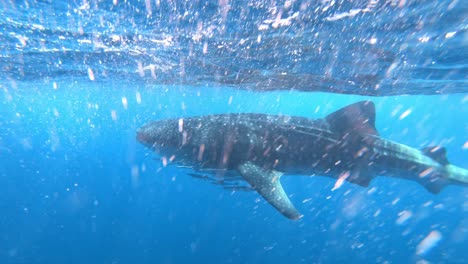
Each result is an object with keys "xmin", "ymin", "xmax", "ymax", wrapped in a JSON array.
[{"xmin": 136, "ymin": 101, "xmax": 468, "ymax": 220}]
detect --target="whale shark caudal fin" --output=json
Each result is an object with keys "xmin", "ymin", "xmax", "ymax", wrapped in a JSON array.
[
  {"xmin": 325, "ymin": 101, "xmax": 378, "ymax": 136},
  {"xmin": 238, "ymin": 162, "xmax": 303, "ymax": 220},
  {"xmin": 419, "ymin": 146, "xmax": 468, "ymax": 193}
]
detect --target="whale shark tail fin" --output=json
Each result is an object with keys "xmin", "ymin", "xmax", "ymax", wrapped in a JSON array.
[
  {"xmin": 238, "ymin": 162, "xmax": 303, "ymax": 220},
  {"xmin": 420, "ymin": 146, "xmax": 468, "ymax": 193},
  {"xmin": 422, "ymin": 164, "xmax": 468, "ymax": 194}
]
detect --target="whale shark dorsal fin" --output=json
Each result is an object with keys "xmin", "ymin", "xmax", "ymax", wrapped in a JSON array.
[
  {"xmin": 422, "ymin": 146, "xmax": 449, "ymax": 165},
  {"xmin": 238, "ymin": 162, "xmax": 303, "ymax": 220},
  {"xmin": 325, "ymin": 101, "xmax": 378, "ymax": 136}
]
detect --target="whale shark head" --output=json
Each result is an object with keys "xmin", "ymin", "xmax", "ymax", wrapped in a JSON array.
[{"xmin": 136, "ymin": 119, "xmax": 181, "ymax": 153}]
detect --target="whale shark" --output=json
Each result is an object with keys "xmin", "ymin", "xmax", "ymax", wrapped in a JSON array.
[{"xmin": 136, "ymin": 101, "xmax": 468, "ymax": 219}]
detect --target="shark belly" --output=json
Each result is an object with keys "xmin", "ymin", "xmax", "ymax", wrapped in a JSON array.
[{"xmin": 170, "ymin": 114, "xmax": 363, "ymax": 179}]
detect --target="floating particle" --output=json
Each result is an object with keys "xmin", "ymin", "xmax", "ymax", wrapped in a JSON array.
[
  {"xmin": 87, "ymin": 68, "xmax": 95, "ymax": 81},
  {"xmin": 182, "ymin": 131, "xmax": 188, "ymax": 145},
  {"xmin": 396, "ymin": 210, "xmax": 412, "ymax": 225},
  {"xmin": 53, "ymin": 82, "xmax": 58, "ymax": 90},
  {"xmin": 373, "ymin": 209, "xmax": 381, "ymax": 217},
  {"xmin": 110, "ymin": 35, "xmax": 122, "ymax": 43},
  {"xmin": 149, "ymin": 65, "xmax": 156, "ymax": 78},
  {"xmin": 203, "ymin": 42, "xmax": 208, "ymax": 54},
  {"xmin": 144, "ymin": 0, "xmax": 152, "ymax": 16},
  {"xmin": 137, "ymin": 62, "xmax": 144, "ymax": 77},
  {"xmin": 461, "ymin": 96, "xmax": 468, "ymax": 104},
  {"xmin": 423, "ymin": 200, "xmax": 433, "ymax": 207},
  {"xmin": 418, "ymin": 36, "xmax": 430, "ymax": 43},
  {"xmin": 351, "ymin": 242, "xmax": 364, "ymax": 249},
  {"xmin": 263, "ymin": 245, "xmax": 274, "ymax": 251},
  {"xmin": 399, "ymin": 109, "xmax": 412, "ymax": 120},
  {"xmin": 445, "ymin": 32, "xmax": 456, "ymax": 39},
  {"xmin": 355, "ymin": 147, "xmax": 369, "ymax": 158},
  {"xmin": 463, "ymin": 141, "xmax": 468, "ymax": 149},
  {"xmin": 16, "ymin": 35, "xmax": 27, "ymax": 47},
  {"xmin": 135, "ymin": 92, "xmax": 141, "ymax": 104},
  {"xmin": 131, "ymin": 166, "xmax": 139, "ymax": 177},
  {"xmin": 161, "ymin": 156, "xmax": 168, "ymax": 167},
  {"xmin": 448, "ymin": 0, "xmax": 459, "ymax": 9},
  {"xmin": 391, "ymin": 104, "xmax": 402, "ymax": 117},
  {"xmin": 121, "ymin": 97, "xmax": 128, "ymax": 110},
  {"xmin": 197, "ymin": 144, "xmax": 205, "ymax": 161},
  {"xmin": 178, "ymin": 118, "xmax": 184, "ymax": 132},
  {"xmin": 419, "ymin": 167, "xmax": 434, "ymax": 178},
  {"xmin": 110, "ymin": 110, "xmax": 117, "ymax": 121},
  {"xmin": 428, "ymin": 146, "xmax": 441, "ymax": 152},
  {"xmin": 385, "ymin": 62, "xmax": 398, "ymax": 78},
  {"xmin": 131, "ymin": 165, "xmax": 139, "ymax": 187},
  {"xmin": 332, "ymin": 171, "xmax": 350, "ymax": 191},
  {"xmin": 416, "ymin": 230, "xmax": 442, "ymax": 256}
]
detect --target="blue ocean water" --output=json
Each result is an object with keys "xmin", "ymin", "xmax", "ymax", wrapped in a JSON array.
[{"xmin": 0, "ymin": 1, "xmax": 467, "ymax": 264}]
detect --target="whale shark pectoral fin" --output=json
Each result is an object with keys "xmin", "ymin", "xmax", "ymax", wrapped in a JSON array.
[
  {"xmin": 347, "ymin": 168, "xmax": 372, "ymax": 187},
  {"xmin": 238, "ymin": 162, "xmax": 303, "ymax": 220}
]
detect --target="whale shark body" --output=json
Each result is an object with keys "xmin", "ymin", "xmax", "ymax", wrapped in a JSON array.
[{"xmin": 137, "ymin": 101, "xmax": 468, "ymax": 219}]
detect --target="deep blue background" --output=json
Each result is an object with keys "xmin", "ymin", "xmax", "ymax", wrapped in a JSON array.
[{"xmin": 0, "ymin": 81, "xmax": 467, "ymax": 263}]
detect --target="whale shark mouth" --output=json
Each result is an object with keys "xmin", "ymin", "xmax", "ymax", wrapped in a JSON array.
[{"xmin": 136, "ymin": 128, "xmax": 148, "ymax": 145}]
